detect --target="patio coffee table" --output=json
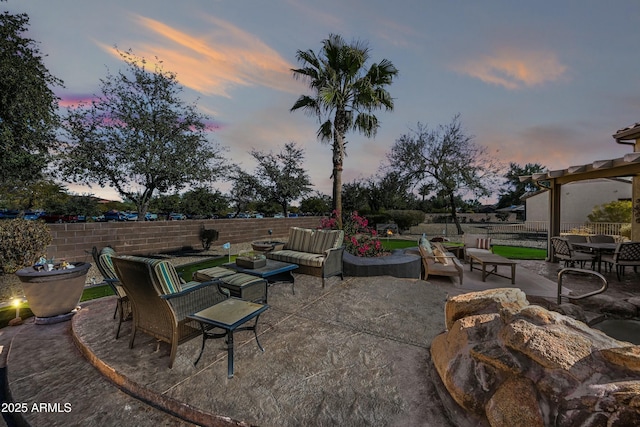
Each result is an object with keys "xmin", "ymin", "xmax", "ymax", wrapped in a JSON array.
[
  {"xmin": 188, "ymin": 298, "xmax": 269, "ymax": 378},
  {"xmin": 224, "ymin": 259, "xmax": 299, "ymax": 294},
  {"xmin": 469, "ymin": 253, "xmax": 517, "ymax": 284}
]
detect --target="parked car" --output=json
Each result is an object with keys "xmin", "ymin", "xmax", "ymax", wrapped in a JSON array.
[
  {"xmin": 168, "ymin": 212, "xmax": 186, "ymax": 220},
  {"xmin": 22, "ymin": 211, "xmax": 43, "ymax": 220},
  {"xmin": 40, "ymin": 213, "xmax": 79, "ymax": 223},
  {"xmin": 273, "ymin": 213, "xmax": 284, "ymax": 218},
  {"xmin": 104, "ymin": 210, "xmax": 127, "ymax": 221},
  {"xmin": 0, "ymin": 209, "xmax": 19, "ymax": 220},
  {"xmin": 125, "ymin": 212, "xmax": 139, "ymax": 221},
  {"xmin": 145, "ymin": 212, "xmax": 158, "ymax": 221}
]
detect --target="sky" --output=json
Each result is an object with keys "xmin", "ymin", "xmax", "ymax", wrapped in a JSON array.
[{"xmin": 6, "ymin": 0, "xmax": 640, "ymax": 204}]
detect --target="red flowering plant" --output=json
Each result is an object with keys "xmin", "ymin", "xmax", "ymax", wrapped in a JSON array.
[{"xmin": 319, "ymin": 211, "xmax": 387, "ymax": 257}]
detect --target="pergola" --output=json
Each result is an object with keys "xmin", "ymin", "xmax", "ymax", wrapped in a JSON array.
[{"xmin": 520, "ymin": 122, "xmax": 640, "ymax": 259}]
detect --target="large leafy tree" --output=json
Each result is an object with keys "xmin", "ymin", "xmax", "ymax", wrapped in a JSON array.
[
  {"xmin": 291, "ymin": 34, "xmax": 398, "ymax": 227},
  {"xmin": 0, "ymin": 10, "xmax": 63, "ymax": 193},
  {"xmin": 59, "ymin": 49, "xmax": 228, "ymax": 219},
  {"xmin": 181, "ymin": 187, "xmax": 228, "ymax": 217},
  {"xmin": 251, "ymin": 142, "xmax": 312, "ymax": 216},
  {"xmin": 497, "ymin": 162, "xmax": 546, "ymax": 208},
  {"xmin": 228, "ymin": 168, "xmax": 261, "ymax": 217},
  {"xmin": 588, "ymin": 200, "xmax": 632, "ymax": 223},
  {"xmin": 385, "ymin": 115, "xmax": 501, "ymax": 234},
  {"xmin": 300, "ymin": 192, "xmax": 332, "ymax": 215}
]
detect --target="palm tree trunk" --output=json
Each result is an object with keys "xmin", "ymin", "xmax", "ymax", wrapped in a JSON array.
[{"xmin": 333, "ymin": 110, "xmax": 347, "ymax": 229}]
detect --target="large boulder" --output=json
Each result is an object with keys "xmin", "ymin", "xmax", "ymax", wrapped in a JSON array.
[{"xmin": 431, "ymin": 288, "xmax": 640, "ymax": 426}]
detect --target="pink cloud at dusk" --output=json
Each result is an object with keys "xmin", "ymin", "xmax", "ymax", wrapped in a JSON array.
[
  {"xmin": 58, "ymin": 95, "xmax": 96, "ymax": 108},
  {"xmin": 478, "ymin": 123, "xmax": 631, "ymax": 173},
  {"xmin": 453, "ymin": 47, "xmax": 567, "ymax": 90},
  {"xmin": 99, "ymin": 14, "xmax": 305, "ymax": 98}
]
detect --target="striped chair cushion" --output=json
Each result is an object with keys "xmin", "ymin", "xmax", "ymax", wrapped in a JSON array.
[
  {"xmin": 310, "ymin": 229, "xmax": 344, "ymax": 254},
  {"xmin": 98, "ymin": 247, "xmax": 118, "ymax": 280},
  {"xmin": 193, "ymin": 266, "xmax": 236, "ymax": 282},
  {"xmin": 286, "ymin": 227, "xmax": 314, "ymax": 252},
  {"xmin": 118, "ymin": 256, "xmax": 184, "ymax": 294}
]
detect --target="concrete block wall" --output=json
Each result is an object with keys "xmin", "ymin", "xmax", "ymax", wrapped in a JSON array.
[{"xmin": 46, "ymin": 217, "xmax": 322, "ymax": 263}]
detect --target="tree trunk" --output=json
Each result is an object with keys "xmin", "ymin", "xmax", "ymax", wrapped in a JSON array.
[
  {"xmin": 449, "ymin": 192, "xmax": 463, "ymax": 235},
  {"xmin": 333, "ymin": 110, "xmax": 347, "ymax": 229}
]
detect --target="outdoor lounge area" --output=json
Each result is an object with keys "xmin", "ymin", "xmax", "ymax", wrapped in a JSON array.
[{"xmin": 6, "ymin": 251, "xmax": 640, "ymax": 426}]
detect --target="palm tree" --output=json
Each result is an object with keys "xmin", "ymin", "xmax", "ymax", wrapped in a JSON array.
[{"xmin": 291, "ymin": 34, "xmax": 398, "ymax": 228}]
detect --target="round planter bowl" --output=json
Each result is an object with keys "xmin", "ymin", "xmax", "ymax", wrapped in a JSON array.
[
  {"xmin": 15, "ymin": 262, "xmax": 91, "ymax": 319},
  {"xmin": 251, "ymin": 241, "xmax": 286, "ymax": 252}
]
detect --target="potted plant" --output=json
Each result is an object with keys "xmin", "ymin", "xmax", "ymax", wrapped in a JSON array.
[{"xmin": 236, "ymin": 251, "xmax": 267, "ymax": 269}]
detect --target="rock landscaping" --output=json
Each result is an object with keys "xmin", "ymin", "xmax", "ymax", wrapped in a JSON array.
[{"xmin": 431, "ymin": 288, "xmax": 640, "ymax": 426}]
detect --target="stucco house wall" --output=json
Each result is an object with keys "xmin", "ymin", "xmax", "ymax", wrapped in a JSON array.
[{"xmin": 524, "ymin": 178, "xmax": 631, "ymax": 223}]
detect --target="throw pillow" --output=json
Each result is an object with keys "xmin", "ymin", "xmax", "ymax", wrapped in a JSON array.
[
  {"xmin": 476, "ymin": 238, "xmax": 491, "ymax": 250},
  {"xmin": 419, "ymin": 234, "xmax": 433, "ymax": 254},
  {"xmin": 433, "ymin": 248, "xmax": 447, "ymax": 264}
]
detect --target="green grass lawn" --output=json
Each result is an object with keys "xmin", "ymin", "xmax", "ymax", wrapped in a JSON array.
[
  {"xmin": 381, "ymin": 239, "xmax": 418, "ymax": 250},
  {"xmin": 381, "ymin": 239, "xmax": 547, "ymax": 259},
  {"xmin": 492, "ymin": 245, "xmax": 547, "ymax": 260}
]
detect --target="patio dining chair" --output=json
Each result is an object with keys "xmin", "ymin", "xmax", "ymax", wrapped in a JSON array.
[
  {"xmin": 92, "ymin": 246, "xmax": 131, "ymax": 339},
  {"xmin": 551, "ymin": 237, "xmax": 597, "ymax": 269},
  {"xmin": 588, "ymin": 234, "xmax": 616, "ymax": 243},
  {"xmin": 600, "ymin": 242, "xmax": 640, "ymax": 280}
]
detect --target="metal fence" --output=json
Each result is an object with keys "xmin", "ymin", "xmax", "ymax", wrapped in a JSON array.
[{"xmin": 487, "ymin": 222, "xmax": 628, "ymax": 236}]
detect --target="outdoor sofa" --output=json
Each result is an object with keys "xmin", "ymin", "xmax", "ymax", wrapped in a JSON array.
[
  {"xmin": 418, "ymin": 240, "xmax": 464, "ymax": 284},
  {"xmin": 266, "ymin": 227, "xmax": 345, "ymax": 286},
  {"xmin": 462, "ymin": 233, "xmax": 493, "ymax": 262}
]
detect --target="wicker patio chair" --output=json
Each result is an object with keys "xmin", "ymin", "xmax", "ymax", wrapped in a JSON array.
[
  {"xmin": 551, "ymin": 237, "xmax": 596, "ymax": 269},
  {"xmin": 600, "ymin": 242, "xmax": 640, "ymax": 280},
  {"xmin": 92, "ymin": 246, "xmax": 131, "ymax": 339},
  {"xmin": 588, "ymin": 234, "xmax": 616, "ymax": 243},
  {"xmin": 112, "ymin": 256, "xmax": 228, "ymax": 368}
]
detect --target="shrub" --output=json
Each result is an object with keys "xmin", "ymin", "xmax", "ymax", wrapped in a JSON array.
[
  {"xmin": 386, "ymin": 210, "xmax": 425, "ymax": 231},
  {"xmin": 619, "ymin": 223, "xmax": 632, "ymax": 240},
  {"xmin": 320, "ymin": 211, "xmax": 387, "ymax": 257},
  {"xmin": 0, "ymin": 219, "xmax": 52, "ymax": 273},
  {"xmin": 200, "ymin": 227, "xmax": 219, "ymax": 250}
]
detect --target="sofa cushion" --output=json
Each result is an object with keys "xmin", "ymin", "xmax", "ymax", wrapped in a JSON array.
[
  {"xmin": 466, "ymin": 247, "xmax": 492, "ymax": 257},
  {"xmin": 286, "ymin": 227, "xmax": 314, "ymax": 252},
  {"xmin": 268, "ymin": 250, "xmax": 325, "ymax": 268},
  {"xmin": 310, "ymin": 229, "xmax": 344, "ymax": 254},
  {"xmin": 193, "ymin": 266, "xmax": 236, "ymax": 282},
  {"xmin": 220, "ymin": 273, "xmax": 265, "ymax": 288}
]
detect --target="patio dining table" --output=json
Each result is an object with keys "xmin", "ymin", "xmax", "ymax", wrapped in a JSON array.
[{"xmin": 571, "ymin": 242, "xmax": 617, "ymax": 272}]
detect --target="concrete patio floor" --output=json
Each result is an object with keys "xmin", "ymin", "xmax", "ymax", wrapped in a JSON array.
[{"xmin": 2, "ymin": 260, "xmax": 638, "ymax": 426}]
